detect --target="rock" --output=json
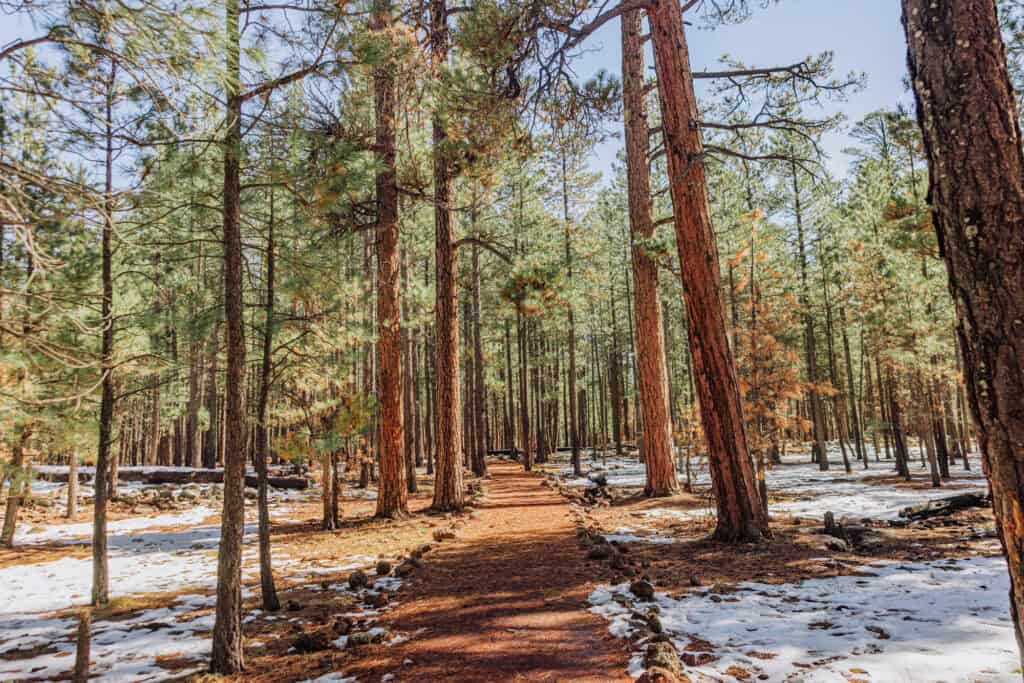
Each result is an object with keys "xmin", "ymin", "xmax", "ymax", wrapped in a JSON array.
[
  {"xmin": 586, "ymin": 471, "xmax": 609, "ymax": 487},
  {"xmin": 644, "ymin": 641, "xmax": 683, "ymax": 676},
  {"xmin": 348, "ymin": 570, "xmax": 369, "ymax": 589},
  {"xmin": 637, "ymin": 667, "xmax": 687, "ymax": 683},
  {"xmin": 824, "ymin": 538, "xmax": 849, "ymax": 553},
  {"xmin": 347, "ymin": 628, "xmax": 388, "ymax": 647},
  {"xmin": 411, "ymin": 544, "xmax": 432, "ymax": 558},
  {"xmin": 365, "ymin": 592, "xmax": 390, "ymax": 608},
  {"xmin": 688, "ymin": 574, "xmax": 702, "ymax": 587},
  {"xmin": 376, "ymin": 560, "xmax": 392, "ymax": 576},
  {"xmin": 647, "ymin": 613, "xmax": 664, "ymax": 634},
  {"xmin": 865, "ymin": 625, "xmax": 891, "ymax": 640},
  {"xmin": 681, "ymin": 652, "xmax": 717, "ymax": 667},
  {"xmin": 610, "ymin": 553, "xmax": 629, "ymax": 570},
  {"xmin": 286, "ymin": 599, "xmax": 302, "ymax": 611},
  {"xmin": 395, "ymin": 562, "xmax": 416, "ymax": 578},
  {"xmin": 587, "ymin": 545, "xmax": 613, "ymax": 561},
  {"xmin": 333, "ymin": 617, "xmax": 353, "ymax": 635},
  {"xmin": 433, "ymin": 529, "xmax": 456, "ymax": 542},
  {"xmin": 292, "ymin": 630, "xmax": 330, "ymax": 653},
  {"xmin": 630, "ymin": 579, "xmax": 656, "ymax": 601}
]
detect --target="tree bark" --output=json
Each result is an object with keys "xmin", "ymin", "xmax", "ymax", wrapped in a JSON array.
[
  {"xmin": 901, "ymin": 0, "xmax": 1024, "ymax": 664},
  {"xmin": 470, "ymin": 218, "xmax": 488, "ymax": 477},
  {"xmin": 210, "ymin": 0, "xmax": 246, "ymax": 670},
  {"xmin": 648, "ymin": 0, "xmax": 767, "ymax": 541},
  {"xmin": 621, "ymin": 7, "xmax": 677, "ymax": 497},
  {"xmin": 91, "ymin": 57, "xmax": 117, "ymax": 603},
  {"xmin": 373, "ymin": 0, "xmax": 409, "ymax": 518},
  {"xmin": 254, "ymin": 185, "xmax": 280, "ymax": 611},
  {"xmin": 430, "ymin": 0, "xmax": 464, "ymax": 511}
]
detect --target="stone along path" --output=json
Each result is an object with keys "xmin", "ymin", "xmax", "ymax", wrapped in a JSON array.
[{"xmin": 346, "ymin": 460, "xmax": 632, "ymax": 682}]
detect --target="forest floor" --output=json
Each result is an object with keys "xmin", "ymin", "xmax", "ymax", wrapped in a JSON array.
[{"xmin": 0, "ymin": 449, "xmax": 1019, "ymax": 682}]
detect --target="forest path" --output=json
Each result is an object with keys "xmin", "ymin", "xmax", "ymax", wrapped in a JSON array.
[{"xmin": 345, "ymin": 459, "xmax": 632, "ymax": 682}]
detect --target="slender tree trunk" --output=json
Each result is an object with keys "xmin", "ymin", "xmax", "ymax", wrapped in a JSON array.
[
  {"xmin": 791, "ymin": 161, "xmax": 828, "ymax": 470},
  {"xmin": 91, "ymin": 59, "xmax": 117, "ymax": 603},
  {"xmin": 1, "ymin": 427, "xmax": 31, "ymax": 547},
  {"xmin": 517, "ymin": 307, "xmax": 533, "ymax": 470},
  {"xmin": 210, "ymin": 0, "xmax": 246, "ymax": 669},
  {"xmin": 254, "ymin": 185, "xmax": 280, "ymax": 611},
  {"xmin": 471, "ymin": 226, "xmax": 488, "ymax": 477},
  {"xmin": 840, "ymin": 308, "xmax": 866, "ymax": 468},
  {"xmin": 67, "ymin": 450, "xmax": 78, "ymax": 518},
  {"xmin": 902, "ymin": 0, "xmax": 1024, "ymax": 663},
  {"xmin": 648, "ymin": 0, "xmax": 767, "ymax": 541},
  {"xmin": 372, "ymin": 5, "xmax": 408, "ymax": 517},
  {"xmin": 560, "ymin": 160, "xmax": 582, "ymax": 478},
  {"xmin": 402, "ymin": 251, "xmax": 419, "ymax": 493},
  {"xmin": 621, "ymin": 7, "xmax": 677, "ymax": 496}
]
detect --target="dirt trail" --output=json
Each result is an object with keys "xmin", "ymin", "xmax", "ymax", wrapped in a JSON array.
[{"xmin": 346, "ymin": 460, "xmax": 631, "ymax": 682}]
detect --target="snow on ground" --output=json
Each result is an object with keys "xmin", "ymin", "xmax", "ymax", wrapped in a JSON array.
[
  {"xmin": 0, "ymin": 475, "xmax": 393, "ymax": 681},
  {"xmin": 14, "ymin": 506, "xmax": 217, "ymax": 545},
  {"xmin": 561, "ymin": 445, "xmax": 989, "ymax": 529},
  {"xmin": 591, "ymin": 555, "xmax": 1018, "ymax": 682}
]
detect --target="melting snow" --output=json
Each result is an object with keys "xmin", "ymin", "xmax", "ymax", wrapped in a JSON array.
[{"xmin": 591, "ymin": 555, "xmax": 1017, "ymax": 682}]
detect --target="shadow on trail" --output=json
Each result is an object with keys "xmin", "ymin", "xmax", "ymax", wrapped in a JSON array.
[{"xmin": 343, "ymin": 464, "xmax": 632, "ymax": 682}]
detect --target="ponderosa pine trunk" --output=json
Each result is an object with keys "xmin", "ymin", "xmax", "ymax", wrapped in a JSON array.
[
  {"xmin": 430, "ymin": 0, "xmax": 464, "ymax": 511},
  {"xmin": 901, "ymin": 0, "xmax": 1024, "ymax": 664},
  {"xmin": 374, "ymin": 0, "xmax": 408, "ymax": 518},
  {"xmin": 648, "ymin": 0, "xmax": 767, "ymax": 541},
  {"xmin": 791, "ymin": 161, "xmax": 828, "ymax": 470},
  {"xmin": 67, "ymin": 450, "xmax": 78, "ymax": 518},
  {"xmin": 210, "ymin": 0, "xmax": 246, "ymax": 670},
  {"xmin": 91, "ymin": 57, "xmax": 116, "ymax": 603},
  {"xmin": 621, "ymin": 6, "xmax": 677, "ymax": 497},
  {"xmin": 402, "ymin": 252, "xmax": 419, "ymax": 493},
  {"xmin": 561, "ymin": 155, "xmax": 582, "ymax": 478},
  {"xmin": 254, "ymin": 185, "xmax": 280, "ymax": 611},
  {"xmin": 0, "ymin": 426, "xmax": 31, "ymax": 547},
  {"xmin": 471, "ymin": 234, "xmax": 488, "ymax": 477}
]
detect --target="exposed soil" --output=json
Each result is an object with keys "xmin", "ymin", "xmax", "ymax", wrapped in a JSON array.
[
  {"xmin": 567, "ymin": 472, "xmax": 1000, "ymax": 593},
  {"xmin": 338, "ymin": 460, "xmax": 633, "ymax": 682}
]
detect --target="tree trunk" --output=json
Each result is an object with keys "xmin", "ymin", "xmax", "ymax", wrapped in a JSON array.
[
  {"xmin": 430, "ymin": 0, "xmax": 464, "ymax": 511},
  {"xmin": 902, "ymin": 0, "xmax": 1024, "ymax": 664},
  {"xmin": 402, "ymin": 251, "xmax": 419, "ymax": 493},
  {"xmin": 621, "ymin": 7, "xmax": 677, "ymax": 497},
  {"xmin": 210, "ymin": 0, "xmax": 246, "ymax": 670},
  {"xmin": 254, "ymin": 185, "xmax": 280, "ymax": 611},
  {"xmin": 471, "ymin": 224, "xmax": 488, "ymax": 477},
  {"xmin": 67, "ymin": 450, "xmax": 78, "ymax": 518},
  {"xmin": 648, "ymin": 0, "xmax": 767, "ymax": 541},
  {"xmin": 1, "ymin": 426, "xmax": 31, "ymax": 547},
  {"xmin": 91, "ymin": 59, "xmax": 117, "ymax": 604},
  {"xmin": 373, "ymin": 2, "xmax": 409, "ymax": 518}
]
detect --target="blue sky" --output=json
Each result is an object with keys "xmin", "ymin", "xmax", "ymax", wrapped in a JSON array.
[
  {"xmin": 2, "ymin": 0, "xmax": 910, "ymax": 180},
  {"xmin": 579, "ymin": 0, "xmax": 911, "ymax": 182}
]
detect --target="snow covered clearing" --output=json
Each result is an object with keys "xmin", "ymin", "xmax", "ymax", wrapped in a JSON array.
[
  {"xmin": 591, "ymin": 555, "xmax": 1018, "ymax": 682},
  {"xmin": 560, "ymin": 446, "xmax": 989, "ymax": 529},
  {"xmin": 0, "ymin": 474, "xmax": 400, "ymax": 681}
]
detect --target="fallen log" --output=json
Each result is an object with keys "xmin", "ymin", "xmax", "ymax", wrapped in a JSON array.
[
  {"xmin": 897, "ymin": 490, "xmax": 989, "ymax": 521},
  {"xmin": 34, "ymin": 467, "xmax": 310, "ymax": 490}
]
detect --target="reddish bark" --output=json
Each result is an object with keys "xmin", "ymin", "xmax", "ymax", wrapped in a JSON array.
[
  {"xmin": 620, "ymin": 7, "xmax": 677, "ymax": 497},
  {"xmin": 431, "ymin": 0, "xmax": 465, "ymax": 511},
  {"xmin": 374, "ymin": 0, "xmax": 408, "ymax": 519},
  {"xmin": 648, "ymin": 0, "xmax": 767, "ymax": 541},
  {"xmin": 902, "ymin": 0, "xmax": 1024, "ymax": 664}
]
